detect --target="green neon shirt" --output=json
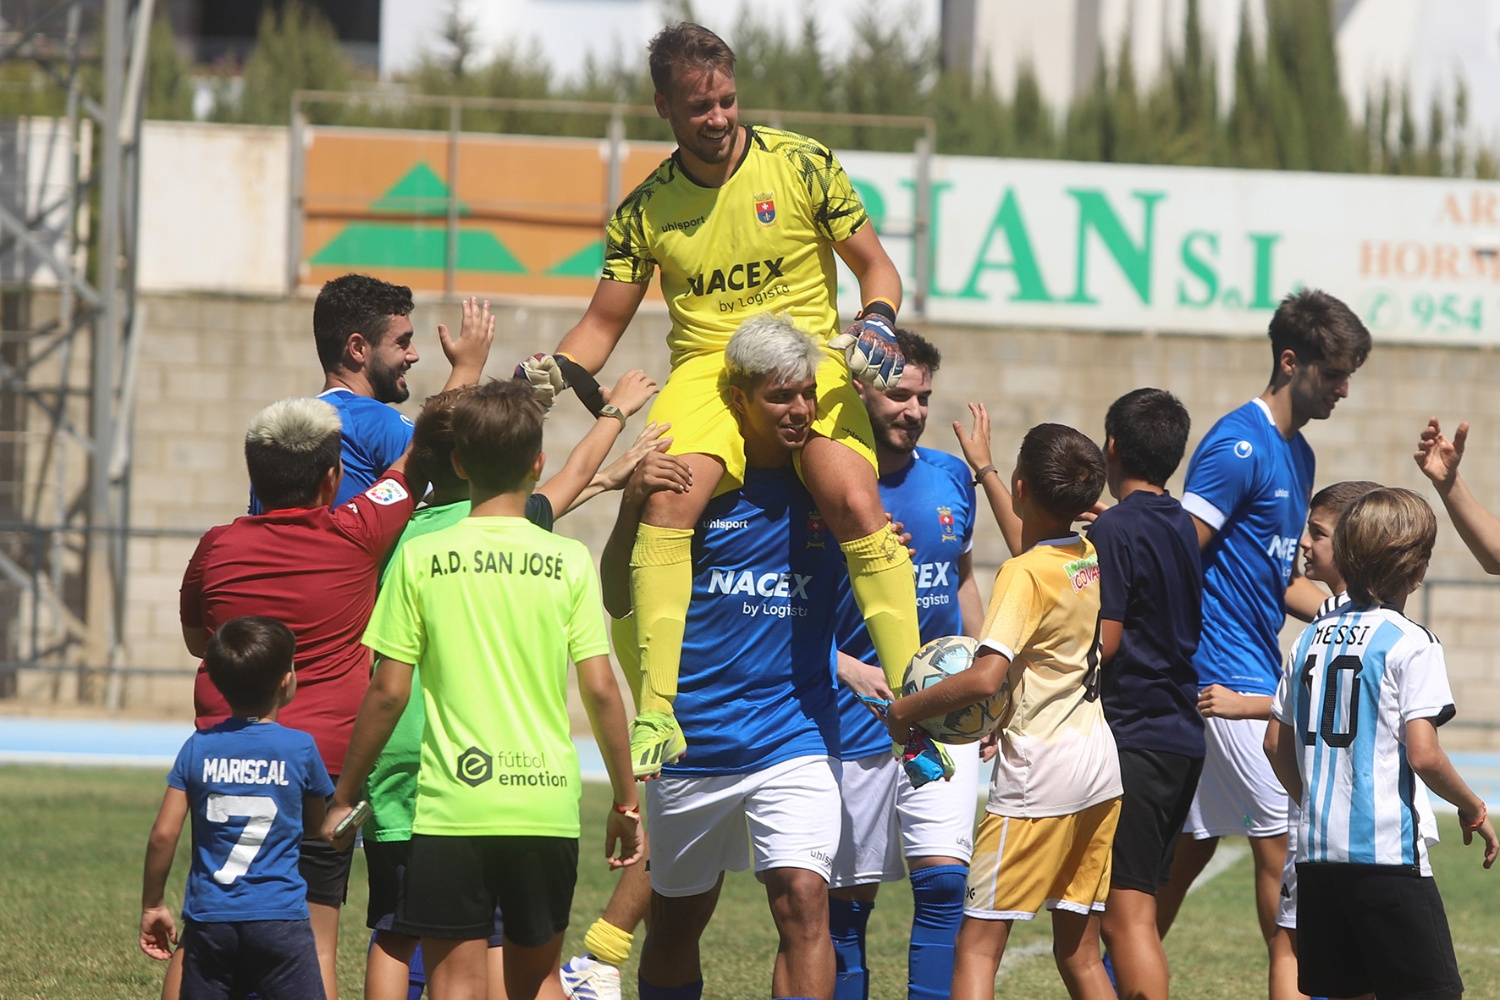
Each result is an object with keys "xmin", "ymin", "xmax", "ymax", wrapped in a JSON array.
[{"xmin": 363, "ymin": 501, "xmax": 596, "ymax": 838}]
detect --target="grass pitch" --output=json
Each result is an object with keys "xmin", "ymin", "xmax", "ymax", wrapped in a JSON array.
[{"xmin": 1, "ymin": 764, "xmax": 1495, "ymax": 999}]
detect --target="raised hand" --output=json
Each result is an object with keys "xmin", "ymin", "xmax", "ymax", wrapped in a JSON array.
[{"xmin": 1415, "ymin": 417, "xmax": 1468, "ymax": 491}]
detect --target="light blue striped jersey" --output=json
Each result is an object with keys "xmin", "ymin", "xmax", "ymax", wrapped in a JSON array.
[{"xmin": 1272, "ymin": 605, "xmax": 1455, "ymax": 873}]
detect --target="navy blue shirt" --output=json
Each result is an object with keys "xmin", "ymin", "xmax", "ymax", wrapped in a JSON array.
[{"xmin": 1092, "ymin": 489, "xmax": 1205, "ymax": 758}]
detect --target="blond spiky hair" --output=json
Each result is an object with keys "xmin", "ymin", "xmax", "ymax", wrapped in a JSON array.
[{"xmin": 246, "ymin": 397, "xmax": 341, "ymax": 451}]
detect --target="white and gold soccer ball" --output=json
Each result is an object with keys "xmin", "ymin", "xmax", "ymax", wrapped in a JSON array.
[{"xmin": 901, "ymin": 635, "xmax": 1009, "ymax": 744}]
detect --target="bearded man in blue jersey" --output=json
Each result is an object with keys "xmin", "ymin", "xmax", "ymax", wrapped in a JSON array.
[
  {"xmin": 825, "ymin": 329, "xmax": 1010, "ymax": 1000},
  {"xmin": 606, "ymin": 313, "xmax": 845, "ymax": 1000},
  {"xmin": 1155, "ymin": 288, "xmax": 1371, "ymax": 1000}
]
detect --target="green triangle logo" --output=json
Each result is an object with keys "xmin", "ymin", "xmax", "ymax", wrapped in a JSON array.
[
  {"xmin": 371, "ymin": 163, "xmax": 468, "ymax": 217},
  {"xmin": 310, "ymin": 224, "xmax": 526, "ymax": 273},
  {"xmin": 546, "ymin": 241, "xmax": 604, "ymax": 277},
  {"xmin": 310, "ymin": 162, "xmax": 527, "ymax": 273}
]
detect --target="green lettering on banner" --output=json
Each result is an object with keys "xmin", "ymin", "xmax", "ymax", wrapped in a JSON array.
[
  {"xmin": 1248, "ymin": 233, "xmax": 1281, "ymax": 309},
  {"xmin": 959, "ymin": 189, "xmax": 1054, "ymax": 303},
  {"xmin": 1066, "ymin": 189, "xmax": 1164, "ymax": 305},
  {"xmin": 850, "ymin": 179, "xmax": 887, "ymax": 232},
  {"xmin": 1177, "ymin": 230, "xmax": 1219, "ymax": 307},
  {"xmin": 900, "ymin": 178, "xmax": 960, "ymax": 298}
]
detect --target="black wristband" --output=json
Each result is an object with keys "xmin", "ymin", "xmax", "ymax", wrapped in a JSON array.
[
  {"xmin": 858, "ymin": 300, "xmax": 897, "ymax": 324},
  {"xmin": 551, "ymin": 354, "xmax": 605, "ymax": 417}
]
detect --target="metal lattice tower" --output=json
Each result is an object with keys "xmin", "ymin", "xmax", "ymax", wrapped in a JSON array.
[{"xmin": 0, "ymin": 0, "xmax": 147, "ymax": 706}]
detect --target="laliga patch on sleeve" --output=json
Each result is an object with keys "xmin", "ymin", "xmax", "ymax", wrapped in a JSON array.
[{"xmin": 366, "ymin": 479, "xmax": 410, "ymax": 506}]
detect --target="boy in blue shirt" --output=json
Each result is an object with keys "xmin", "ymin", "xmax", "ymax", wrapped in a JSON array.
[{"xmin": 141, "ymin": 615, "xmax": 334, "ymax": 1000}]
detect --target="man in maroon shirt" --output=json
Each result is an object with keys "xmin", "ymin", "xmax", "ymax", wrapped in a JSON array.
[{"xmin": 180, "ymin": 396, "xmax": 421, "ymax": 1000}]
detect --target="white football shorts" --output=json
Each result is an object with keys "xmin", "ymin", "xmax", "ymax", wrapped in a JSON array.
[
  {"xmin": 1184, "ymin": 713, "xmax": 1289, "ymax": 839},
  {"xmin": 830, "ymin": 742, "xmax": 980, "ymax": 888},
  {"xmin": 644, "ymin": 755, "xmax": 841, "ymax": 898}
]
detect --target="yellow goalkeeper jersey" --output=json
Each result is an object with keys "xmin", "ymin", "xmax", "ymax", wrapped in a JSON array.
[{"xmin": 603, "ymin": 125, "xmax": 868, "ymax": 368}]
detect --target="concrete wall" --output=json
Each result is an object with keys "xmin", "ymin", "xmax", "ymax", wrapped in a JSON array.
[{"xmin": 75, "ymin": 291, "xmax": 1497, "ymax": 747}]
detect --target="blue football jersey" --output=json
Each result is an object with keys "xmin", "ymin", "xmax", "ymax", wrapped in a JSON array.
[
  {"xmin": 248, "ymin": 389, "xmax": 414, "ymax": 514},
  {"xmin": 666, "ymin": 466, "xmax": 843, "ymax": 776},
  {"xmin": 1273, "ymin": 606, "xmax": 1455, "ymax": 873},
  {"xmin": 168, "ymin": 718, "xmax": 334, "ymax": 922},
  {"xmin": 1182, "ymin": 399, "xmax": 1314, "ymax": 695},
  {"xmin": 832, "ymin": 449, "xmax": 976, "ymax": 760}
]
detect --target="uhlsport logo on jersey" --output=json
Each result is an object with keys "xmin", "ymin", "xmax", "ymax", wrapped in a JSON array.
[
  {"xmin": 1234, "ymin": 440, "xmax": 1254, "ymax": 459},
  {"xmin": 1064, "ymin": 554, "xmax": 1100, "ymax": 592},
  {"xmin": 937, "ymin": 505, "xmax": 958, "ymax": 542},
  {"xmin": 754, "ymin": 191, "xmax": 777, "ymax": 227},
  {"xmin": 806, "ymin": 509, "xmax": 827, "ymax": 549}
]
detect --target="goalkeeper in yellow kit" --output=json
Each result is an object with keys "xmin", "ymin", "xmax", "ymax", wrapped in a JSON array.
[{"xmin": 521, "ymin": 22, "xmax": 919, "ymax": 778}]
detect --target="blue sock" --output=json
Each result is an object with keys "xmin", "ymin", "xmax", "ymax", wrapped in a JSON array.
[
  {"xmin": 829, "ymin": 896, "xmax": 874, "ymax": 1000},
  {"xmin": 908, "ymin": 864, "xmax": 967, "ymax": 1000},
  {"xmin": 1101, "ymin": 949, "xmax": 1116, "ymax": 990},
  {"xmin": 408, "ymin": 941, "xmax": 426, "ymax": 1000},
  {"xmin": 638, "ymin": 977, "xmax": 703, "ymax": 1000}
]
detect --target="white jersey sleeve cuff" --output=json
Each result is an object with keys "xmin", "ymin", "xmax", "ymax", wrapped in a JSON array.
[
  {"xmin": 1180, "ymin": 492, "xmax": 1227, "ymax": 531},
  {"xmin": 978, "ymin": 639, "xmax": 1018, "ymax": 662}
]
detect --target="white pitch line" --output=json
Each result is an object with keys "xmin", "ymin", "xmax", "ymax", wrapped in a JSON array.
[
  {"xmin": 1186, "ymin": 844, "xmax": 1250, "ymax": 896},
  {"xmin": 993, "ymin": 844, "xmax": 1252, "ymax": 982}
]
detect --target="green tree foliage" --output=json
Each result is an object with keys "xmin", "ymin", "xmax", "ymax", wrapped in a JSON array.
[
  {"xmin": 224, "ymin": 0, "xmax": 353, "ymax": 125},
  {"xmin": 145, "ymin": 13, "xmax": 195, "ymax": 120},
  {"xmin": 191, "ymin": 0, "xmax": 1497, "ymax": 177}
]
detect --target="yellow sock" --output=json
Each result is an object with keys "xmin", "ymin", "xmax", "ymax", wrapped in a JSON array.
[
  {"xmin": 841, "ymin": 526, "xmax": 921, "ymax": 692},
  {"xmin": 630, "ymin": 524, "xmax": 695, "ymax": 715},
  {"xmin": 609, "ymin": 615, "xmax": 642, "ymax": 711},
  {"xmin": 583, "ymin": 917, "xmax": 635, "ymax": 967}
]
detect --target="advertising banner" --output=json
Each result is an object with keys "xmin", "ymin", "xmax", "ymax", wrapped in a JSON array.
[{"xmin": 298, "ymin": 127, "xmax": 1500, "ymax": 345}]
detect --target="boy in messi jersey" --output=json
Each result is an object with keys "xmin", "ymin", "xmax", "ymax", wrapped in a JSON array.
[
  {"xmin": 1266, "ymin": 479, "xmax": 1444, "ymax": 999},
  {"xmin": 325, "ymin": 380, "xmax": 643, "ymax": 1000},
  {"xmin": 615, "ymin": 315, "xmax": 846, "ymax": 1000},
  {"xmin": 1266, "ymin": 488, "xmax": 1497, "ymax": 1000},
  {"xmin": 886, "ymin": 424, "xmax": 1120, "ymax": 1000},
  {"xmin": 1156, "ymin": 290, "xmax": 1371, "ymax": 999},
  {"xmin": 1089, "ymin": 389, "xmax": 1203, "ymax": 1000},
  {"xmin": 524, "ymin": 21, "xmax": 917, "ymax": 776},
  {"xmin": 359, "ymin": 374, "xmax": 662, "ymax": 1000},
  {"xmin": 825, "ymin": 329, "xmax": 998, "ymax": 1000},
  {"xmin": 141, "ymin": 617, "xmax": 333, "ymax": 1000}
]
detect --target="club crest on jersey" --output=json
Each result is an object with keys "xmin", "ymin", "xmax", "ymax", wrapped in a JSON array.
[
  {"xmin": 754, "ymin": 191, "xmax": 777, "ymax": 227},
  {"xmin": 1064, "ymin": 554, "xmax": 1100, "ymax": 592},
  {"xmin": 937, "ymin": 506, "xmax": 958, "ymax": 542},
  {"xmin": 806, "ymin": 509, "xmax": 826, "ymax": 549}
]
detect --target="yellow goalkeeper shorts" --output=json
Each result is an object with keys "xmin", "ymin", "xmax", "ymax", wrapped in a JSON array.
[{"xmin": 645, "ymin": 347, "xmax": 877, "ymax": 494}]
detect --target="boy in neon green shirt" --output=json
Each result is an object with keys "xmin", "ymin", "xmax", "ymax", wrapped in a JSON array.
[{"xmin": 327, "ymin": 380, "xmax": 642, "ymax": 1000}]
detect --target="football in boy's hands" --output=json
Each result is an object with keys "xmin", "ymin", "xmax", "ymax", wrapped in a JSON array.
[{"xmin": 901, "ymin": 635, "xmax": 1009, "ymax": 744}]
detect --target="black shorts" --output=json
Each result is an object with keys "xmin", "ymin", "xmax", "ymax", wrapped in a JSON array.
[
  {"xmin": 1110, "ymin": 748, "xmax": 1204, "ymax": 894},
  {"xmin": 180, "ymin": 918, "xmax": 324, "ymax": 1000},
  {"xmin": 397, "ymin": 834, "xmax": 576, "ymax": 946},
  {"xmin": 365, "ymin": 838, "xmax": 505, "ymax": 945},
  {"xmin": 1297, "ymin": 863, "xmax": 1463, "ymax": 1000},
  {"xmin": 300, "ymin": 833, "xmax": 354, "ymax": 908},
  {"xmin": 363, "ymin": 839, "xmax": 416, "ymax": 934}
]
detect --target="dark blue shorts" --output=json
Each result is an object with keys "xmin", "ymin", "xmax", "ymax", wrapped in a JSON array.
[{"xmin": 179, "ymin": 918, "xmax": 324, "ymax": 999}]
